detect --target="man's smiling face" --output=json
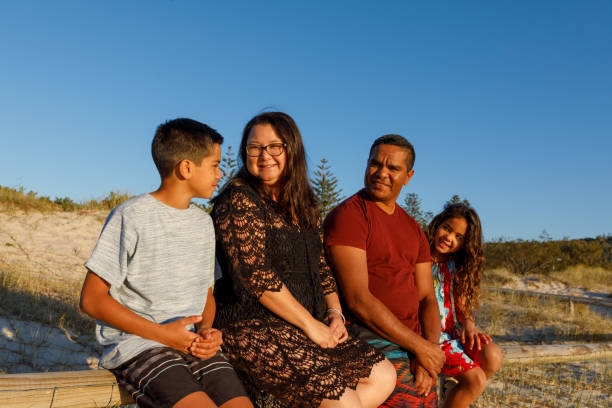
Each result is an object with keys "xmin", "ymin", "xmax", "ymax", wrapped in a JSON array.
[{"xmin": 364, "ymin": 144, "xmax": 414, "ymax": 208}]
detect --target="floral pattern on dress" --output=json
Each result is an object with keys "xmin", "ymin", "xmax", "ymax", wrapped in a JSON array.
[{"xmin": 432, "ymin": 261, "xmax": 479, "ymax": 376}]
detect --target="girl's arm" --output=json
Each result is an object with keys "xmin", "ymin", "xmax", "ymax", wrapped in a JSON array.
[{"xmin": 455, "ymin": 295, "xmax": 491, "ymax": 350}]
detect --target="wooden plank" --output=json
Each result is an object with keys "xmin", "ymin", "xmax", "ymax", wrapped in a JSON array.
[
  {"xmin": 0, "ymin": 370, "xmax": 134, "ymax": 408},
  {"xmin": 500, "ymin": 342, "xmax": 612, "ymax": 364},
  {"xmin": 486, "ymin": 286, "xmax": 612, "ymax": 308},
  {"xmin": 0, "ymin": 343, "xmax": 611, "ymax": 406}
]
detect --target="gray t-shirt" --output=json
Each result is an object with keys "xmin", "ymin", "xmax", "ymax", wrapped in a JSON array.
[{"xmin": 85, "ymin": 194, "xmax": 215, "ymax": 369}]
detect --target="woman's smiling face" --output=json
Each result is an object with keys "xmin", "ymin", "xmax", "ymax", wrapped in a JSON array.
[{"xmin": 245, "ymin": 123, "xmax": 287, "ymax": 190}]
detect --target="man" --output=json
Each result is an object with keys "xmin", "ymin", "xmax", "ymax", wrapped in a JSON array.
[{"xmin": 324, "ymin": 134, "xmax": 445, "ymax": 407}]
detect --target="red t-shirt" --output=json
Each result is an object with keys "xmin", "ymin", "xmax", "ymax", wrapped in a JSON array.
[{"xmin": 323, "ymin": 190, "xmax": 430, "ymax": 334}]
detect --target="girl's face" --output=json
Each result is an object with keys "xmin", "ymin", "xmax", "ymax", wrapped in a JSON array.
[
  {"xmin": 245, "ymin": 124, "xmax": 287, "ymax": 190},
  {"xmin": 433, "ymin": 217, "xmax": 468, "ymax": 259}
]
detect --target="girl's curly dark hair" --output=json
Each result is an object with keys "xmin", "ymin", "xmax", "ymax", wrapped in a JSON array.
[{"xmin": 427, "ymin": 203, "xmax": 484, "ymax": 314}]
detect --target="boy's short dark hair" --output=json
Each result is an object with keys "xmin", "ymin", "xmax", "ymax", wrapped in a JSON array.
[
  {"xmin": 368, "ymin": 134, "xmax": 415, "ymax": 171},
  {"xmin": 152, "ymin": 118, "xmax": 224, "ymax": 179}
]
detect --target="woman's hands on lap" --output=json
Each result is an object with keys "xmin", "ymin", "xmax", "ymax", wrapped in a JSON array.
[
  {"xmin": 324, "ymin": 312, "xmax": 348, "ymax": 343},
  {"xmin": 303, "ymin": 319, "xmax": 339, "ymax": 348}
]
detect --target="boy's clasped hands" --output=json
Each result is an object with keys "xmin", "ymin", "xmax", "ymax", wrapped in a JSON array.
[
  {"xmin": 191, "ymin": 327, "xmax": 223, "ymax": 359},
  {"xmin": 158, "ymin": 315, "xmax": 223, "ymax": 359}
]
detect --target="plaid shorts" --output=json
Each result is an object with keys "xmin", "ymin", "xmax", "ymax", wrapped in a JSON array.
[
  {"xmin": 349, "ymin": 323, "xmax": 438, "ymax": 408},
  {"xmin": 110, "ymin": 347, "xmax": 248, "ymax": 408}
]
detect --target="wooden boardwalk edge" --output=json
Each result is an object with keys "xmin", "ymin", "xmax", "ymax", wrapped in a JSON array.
[
  {"xmin": 486, "ymin": 286, "xmax": 612, "ymax": 308},
  {"xmin": 1, "ymin": 342, "xmax": 611, "ymax": 407}
]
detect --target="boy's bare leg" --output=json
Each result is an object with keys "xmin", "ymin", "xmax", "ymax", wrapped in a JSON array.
[
  {"xmin": 354, "ymin": 359, "xmax": 397, "ymax": 408},
  {"xmin": 220, "ymin": 396, "xmax": 254, "ymax": 408},
  {"xmin": 173, "ymin": 391, "xmax": 216, "ymax": 408}
]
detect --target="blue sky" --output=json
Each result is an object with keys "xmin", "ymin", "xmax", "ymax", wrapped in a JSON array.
[{"xmin": 1, "ymin": 1, "xmax": 610, "ymax": 241}]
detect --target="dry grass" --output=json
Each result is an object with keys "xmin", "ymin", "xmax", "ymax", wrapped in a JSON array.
[
  {"xmin": 476, "ymin": 287, "xmax": 612, "ymax": 344},
  {"xmin": 549, "ymin": 265, "xmax": 612, "ymax": 292},
  {"xmin": 0, "ymin": 184, "xmax": 132, "ymax": 213},
  {"xmin": 0, "ymin": 263, "xmax": 92, "ymax": 337},
  {"xmin": 474, "ymin": 357, "xmax": 611, "ymax": 407},
  {"xmin": 0, "ymin": 186, "xmax": 56, "ymax": 212},
  {"xmin": 482, "ymin": 267, "xmax": 516, "ymax": 287}
]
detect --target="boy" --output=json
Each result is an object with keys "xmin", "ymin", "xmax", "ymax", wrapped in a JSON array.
[{"xmin": 80, "ymin": 118, "xmax": 252, "ymax": 408}]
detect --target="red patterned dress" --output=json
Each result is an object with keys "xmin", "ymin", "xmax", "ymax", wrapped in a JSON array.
[{"xmin": 432, "ymin": 261, "xmax": 479, "ymax": 377}]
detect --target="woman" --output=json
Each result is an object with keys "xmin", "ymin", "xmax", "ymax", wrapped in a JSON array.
[{"xmin": 207, "ymin": 112, "xmax": 395, "ymax": 408}]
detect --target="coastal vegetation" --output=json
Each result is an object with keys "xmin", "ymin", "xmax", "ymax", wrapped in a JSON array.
[{"xmin": 0, "ymin": 177, "xmax": 610, "ymax": 406}]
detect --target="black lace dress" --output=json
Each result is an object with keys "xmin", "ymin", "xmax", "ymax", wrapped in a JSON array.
[{"xmin": 211, "ymin": 184, "xmax": 384, "ymax": 408}]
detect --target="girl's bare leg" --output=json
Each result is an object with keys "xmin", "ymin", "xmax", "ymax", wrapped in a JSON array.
[
  {"xmin": 442, "ymin": 367, "xmax": 486, "ymax": 408},
  {"xmin": 478, "ymin": 342, "xmax": 502, "ymax": 378},
  {"xmin": 443, "ymin": 342, "xmax": 502, "ymax": 407}
]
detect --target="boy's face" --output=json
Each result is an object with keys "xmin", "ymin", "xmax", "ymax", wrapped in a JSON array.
[{"xmin": 190, "ymin": 143, "xmax": 222, "ymax": 199}]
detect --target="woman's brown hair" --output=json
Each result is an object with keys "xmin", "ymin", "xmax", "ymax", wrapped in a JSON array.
[
  {"xmin": 226, "ymin": 112, "xmax": 319, "ymax": 230},
  {"xmin": 427, "ymin": 203, "xmax": 484, "ymax": 314}
]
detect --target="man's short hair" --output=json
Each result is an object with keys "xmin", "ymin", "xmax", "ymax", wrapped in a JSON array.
[
  {"xmin": 152, "ymin": 118, "xmax": 223, "ymax": 179},
  {"xmin": 368, "ymin": 134, "xmax": 415, "ymax": 171}
]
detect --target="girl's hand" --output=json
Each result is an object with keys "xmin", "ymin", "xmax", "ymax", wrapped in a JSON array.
[
  {"xmin": 190, "ymin": 328, "xmax": 223, "ymax": 359},
  {"xmin": 303, "ymin": 319, "xmax": 339, "ymax": 348},
  {"xmin": 460, "ymin": 320, "xmax": 491, "ymax": 351},
  {"xmin": 324, "ymin": 312, "xmax": 349, "ymax": 343}
]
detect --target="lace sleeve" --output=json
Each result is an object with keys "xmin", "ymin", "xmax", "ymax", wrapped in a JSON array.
[
  {"xmin": 213, "ymin": 187, "xmax": 283, "ymax": 299},
  {"xmin": 318, "ymin": 222, "xmax": 337, "ymax": 295}
]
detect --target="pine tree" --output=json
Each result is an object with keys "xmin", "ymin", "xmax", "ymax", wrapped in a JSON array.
[
  {"xmin": 311, "ymin": 158, "xmax": 344, "ymax": 218},
  {"xmin": 196, "ymin": 145, "xmax": 238, "ymax": 213},
  {"xmin": 445, "ymin": 194, "xmax": 471, "ymax": 208},
  {"xmin": 219, "ymin": 145, "xmax": 238, "ymax": 190},
  {"xmin": 401, "ymin": 192, "xmax": 433, "ymax": 230}
]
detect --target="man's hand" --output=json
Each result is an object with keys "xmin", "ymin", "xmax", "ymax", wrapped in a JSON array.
[
  {"xmin": 411, "ymin": 360, "xmax": 435, "ymax": 396},
  {"xmin": 413, "ymin": 338, "xmax": 445, "ymax": 379},
  {"xmin": 158, "ymin": 315, "xmax": 202, "ymax": 353},
  {"xmin": 461, "ymin": 320, "xmax": 491, "ymax": 351},
  {"xmin": 190, "ymin": 328, "xmax": 223, "ymax": 359}
]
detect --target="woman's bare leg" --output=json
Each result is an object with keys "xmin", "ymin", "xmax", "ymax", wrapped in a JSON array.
[
  {"xmin": 354, "ymin": 359, "xmax": 397, "ymax": 408},
  {"xmin": 319, "ymin": 389, "xmax": 363, "ymax": 408}
]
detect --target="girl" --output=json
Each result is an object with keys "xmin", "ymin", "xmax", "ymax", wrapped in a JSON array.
[{"xmin": 428, "ymin": 204, "xmax": 502, "ymax": 408}]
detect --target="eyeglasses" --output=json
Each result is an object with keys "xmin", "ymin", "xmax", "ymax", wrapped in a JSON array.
[{"xmin": 246, "ymin": 143, "xmax": 286, "ymax": 157}]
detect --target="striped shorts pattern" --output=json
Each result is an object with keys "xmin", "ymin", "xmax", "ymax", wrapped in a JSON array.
[{"xmin": 110, "ymin": 347, "xmax": 247, "ymax": 408}]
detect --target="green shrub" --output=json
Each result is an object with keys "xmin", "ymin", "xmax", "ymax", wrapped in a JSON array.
[{"xmin": 484, "ymin": 237, "xmax": 611, "ymax": 275}]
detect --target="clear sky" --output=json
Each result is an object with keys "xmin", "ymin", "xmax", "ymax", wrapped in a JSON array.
[{"xmin": 1, "ymin": 1, "xmax": 610, "ymax": 241}]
